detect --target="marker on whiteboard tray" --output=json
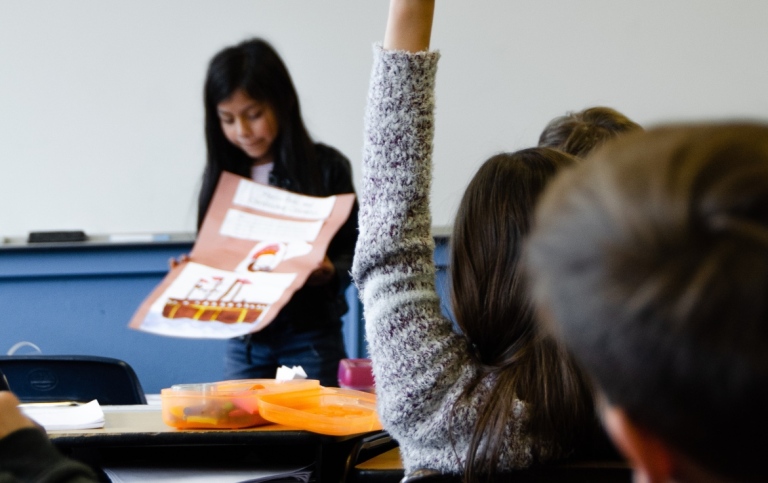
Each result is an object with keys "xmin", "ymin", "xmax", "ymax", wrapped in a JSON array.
[
  {"xmin": 27, "ymin": 231, "xmax": 87, "ymax": 243},
  {"xmin": 108, "ymin": 233, "xmax": 172, "ymax": 243}
]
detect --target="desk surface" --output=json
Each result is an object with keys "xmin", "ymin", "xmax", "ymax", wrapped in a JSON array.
[
  {"xmin": 48, "ymin": 405, "xmax": 338, "ymax": 447},
  {"xmin": 355, "ymin": 447, "xmax": 403, "ymax": 471},
  {"xmin": 50, "ymin": 406, "xmax": 371, "ymax": 483}
]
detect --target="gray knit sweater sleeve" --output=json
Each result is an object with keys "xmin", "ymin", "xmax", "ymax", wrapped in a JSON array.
[{"xmin": 352, "ymin": 45, "xmax": 533, "ymax": 475}]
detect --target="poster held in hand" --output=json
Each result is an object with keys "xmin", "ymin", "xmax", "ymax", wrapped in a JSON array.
[{"xmin": 129, "ymin": 172, "xmax": 355, "ymax": 339}]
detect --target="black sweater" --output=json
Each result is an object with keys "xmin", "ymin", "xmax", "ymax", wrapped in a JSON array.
[{"xmin": 0, "ymin": 429, "xmax": 97, "ymax": 483}]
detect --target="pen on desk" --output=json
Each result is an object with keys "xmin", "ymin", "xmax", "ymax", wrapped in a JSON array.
[{"xmin": 18, "ymin": 401, "xmax": 81, "ymax": 408}]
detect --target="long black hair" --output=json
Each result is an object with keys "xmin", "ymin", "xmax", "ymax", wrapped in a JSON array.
[{"xmin": 198, "ymin": 38, "xmax": 321, "ymax": 228}]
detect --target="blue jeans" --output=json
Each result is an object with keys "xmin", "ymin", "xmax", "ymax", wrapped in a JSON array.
[{"xmin": 225, "ymin": 323, "xmax": 347, "ymax": 387}]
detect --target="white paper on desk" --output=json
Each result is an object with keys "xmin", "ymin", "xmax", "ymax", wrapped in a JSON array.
[
  {"xmin": 102, "ymin": 464, "xmax": 313, "ymax": 483},
  {"xmin": 20, "ymin": 399, "xmax": 104, "ymax": 430}
]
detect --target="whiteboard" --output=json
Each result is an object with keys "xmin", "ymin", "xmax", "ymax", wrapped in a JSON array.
[{"xmin": 2, "ymin": 0, "xmax": 767, "ymax": 238}]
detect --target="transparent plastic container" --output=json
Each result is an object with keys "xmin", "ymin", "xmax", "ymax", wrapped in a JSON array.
[
  {"xmin": 256, "ymin": 387, "xmax": 382, "ymax": 436},
  {"xmin": 161, "ymin": 379, "xmax": 319, "ymax": 429}
]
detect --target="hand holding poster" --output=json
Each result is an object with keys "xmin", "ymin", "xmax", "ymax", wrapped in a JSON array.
[{"xmin": 129, "ymin": 172, "xmax": 355, "ymax": 339}]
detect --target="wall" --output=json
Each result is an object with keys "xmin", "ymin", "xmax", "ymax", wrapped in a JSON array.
[
  {"xmin": 2, "ymin": 1, "xmax": 767, "ymax": 239},
  {"xmin": 0, "ymin": 237, "xmax": 451, "ymax": 393}
]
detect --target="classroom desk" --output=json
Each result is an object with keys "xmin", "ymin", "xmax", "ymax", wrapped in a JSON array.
[{"xmin": 49, "ymin": 406, "xmax": 372, "ymax": 483}]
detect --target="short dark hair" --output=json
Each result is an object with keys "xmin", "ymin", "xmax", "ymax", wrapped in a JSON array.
[
  {"xmin": 538, "ymin": 107, "xmax": 641, "ymax": 158},
  {"xmin": 526, "ymin": 123, "xmax": 768, "ymax": 481}
]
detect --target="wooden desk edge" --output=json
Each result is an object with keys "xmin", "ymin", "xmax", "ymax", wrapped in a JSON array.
[
  {"xmin": 355, "ymin": 447, "xmax": 403, "ymax": 471},
  {"xmin": 48, "ymin": 407, "xmax": 363, "ymax": 446}
]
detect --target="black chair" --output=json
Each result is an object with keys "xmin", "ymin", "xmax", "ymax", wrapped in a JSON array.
[
  {"xmin": 349, "ymin": 428, "xmax": 631, "ymax": 483},
  {"xmin": 399, "ymin": 461, "xmax": 632, "ymax": 483},
  {"xmin": 0, "ymin": 355, "xmax": 147, "ymax": 405},
  {"xmin": 398, "ymin": 430, "xmax": 632, "ymax": 483},
  {"xmin": 342, "ymin": 431, "xmax": 401, "ymax": 483}
]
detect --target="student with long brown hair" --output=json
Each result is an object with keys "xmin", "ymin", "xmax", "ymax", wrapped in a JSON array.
[{"xmin": 352, "ymin": 0, "xmax": 594, "ymax": 479}]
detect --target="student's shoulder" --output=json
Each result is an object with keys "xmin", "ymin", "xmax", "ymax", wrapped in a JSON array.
[
  {"xmin": 312, "ymin": 142, "xmax": 355, "ymax": 195},
  {"xmin": 0, "ymin": 428, "xmax": 99, "ymax": 482},
  {"xmin": 314, "ymin": 142, "xmax": 352, "ymax": 170}
]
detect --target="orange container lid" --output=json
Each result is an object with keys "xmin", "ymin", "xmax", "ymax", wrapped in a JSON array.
[
  {"xmin": 161, "ymin": 379, "xmax": 319, "ymax": 429},
  {"xmin": 256, "ymin": 387, "xmax": 382, "ymax": 436}
]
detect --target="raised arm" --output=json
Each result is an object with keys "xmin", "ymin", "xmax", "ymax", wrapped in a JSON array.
[
  {"xmin": 353, "ymin": 0, "xmax": 490, "ymax": 474},
  {"xmin": 383, "ymin": 0, "xmax": 435, "ymax": 52}
]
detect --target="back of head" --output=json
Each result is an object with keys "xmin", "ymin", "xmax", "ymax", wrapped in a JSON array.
[
  {"xmin": 538, "ymin": 107, "xmax": 641, "ymax": 158},
  {"xmin": 452, "ymin": 148, "xmax": 575, "ymax": 361},
  {"xmin": 451, "ymin": 147, "xmax": 594, "ymax": 478},
  {"xmin": 526, "ymin": 122, "xmax": 768, "ymax": 481}
]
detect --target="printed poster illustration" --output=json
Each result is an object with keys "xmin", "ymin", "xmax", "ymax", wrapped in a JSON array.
[{"xmin": 129, "ymin": 171, "xmax": 355, "ymax": 339}]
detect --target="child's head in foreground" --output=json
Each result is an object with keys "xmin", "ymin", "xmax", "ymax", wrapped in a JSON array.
[
  {"xmin": 526, "ymin": 122, "xmax": 768, "ymax": 482},
  {"xmin": 538, "ymin": 106, "xmax": 641, "ymax": 157}
]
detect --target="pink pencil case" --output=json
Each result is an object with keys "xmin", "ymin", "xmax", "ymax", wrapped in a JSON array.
[{"xmin": 337, "ymin": 358, "xmax": 375, "ymax": 392}]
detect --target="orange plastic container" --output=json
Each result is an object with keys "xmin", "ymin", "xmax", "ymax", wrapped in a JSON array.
[
  {"xmin": 161, "ymin": 379, "xmax": 319, "ymax": 429},
  {"xmin": 256, "ymin": 387, "xmax": 382, "ymax": 435}
]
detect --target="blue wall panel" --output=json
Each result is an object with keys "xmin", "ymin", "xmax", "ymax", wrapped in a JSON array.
[
  {"xmin": 0, "ymin": 241, "xmax": 230, "ymax": 394},
  {"xmin": 0, "ymin": 237, "xmax": 450, "ymax": 394}
]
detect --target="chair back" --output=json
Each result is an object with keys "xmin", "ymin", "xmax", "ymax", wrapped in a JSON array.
[
  {"xmin": 0, "ymin": 355, "xmax": 147, "ymax": 405},
  {"xmin": 399, "ymin": 461, "xmax": 632, "ymax": 483},
  {"xmin": 342, "ymin": 431, "xmax": 400, "ymax": 483}
]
